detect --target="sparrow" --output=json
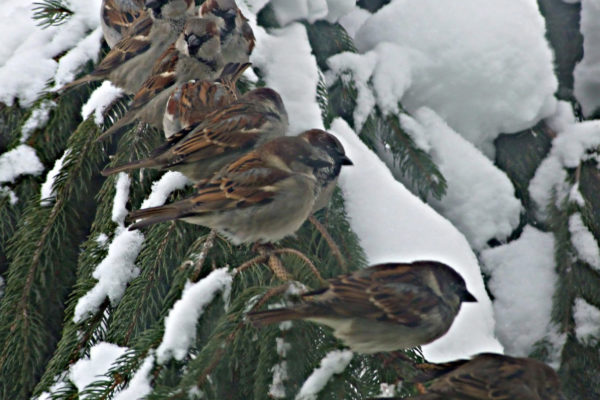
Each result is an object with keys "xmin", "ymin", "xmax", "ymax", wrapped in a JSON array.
[
  {"xmin": 199, "ymin": 0, "xmax": 255, "ymax": 65},
  {"xmin": 59, "ymin": 0, "xmax": 196, "ymax": 94},
  {"xmin": 298, "ymin": 129, "xmax": 353, "ymax": 212},
  {"xmin": 162, "ymin": 61, "xmax": 250, "ymax": 139},
  {"xmin": 125, "ymin": 133, "xmax": 353, "ymax": 244},
  {"xmin": 96, "ymin": 17, "xmax": 225, "ymax": 140},
  {"xmin": 247, "ymin": 261, "xmax": 477, "ymax": 354},
  {"xmin": 101, "ymin": 87, "xmax": 288, "ymax": 181},
  {"xmin": 374, "ymin": 353, "xmax": 567, "ymax": 400},
  {"xmin": 100, "ymin": 0, "xmax": 146, "ymax": 48}
]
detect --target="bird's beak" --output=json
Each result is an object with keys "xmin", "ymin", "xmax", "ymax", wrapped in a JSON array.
[
  {"xmin": 340, "ymin": 155, "xmax": 353, "ymax": 166},
  {"xmin": 462, "ymin": 290, "xmax": 477, "ymax": 302},
  {"xmin": 187, "ymin": 34, "xmax": 202, "ymax": 53}
]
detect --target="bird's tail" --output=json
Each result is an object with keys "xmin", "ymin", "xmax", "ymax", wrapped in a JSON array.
[
  {"xmin": 57, "ymin": 75, "xmax": 97, "ymax": 94},
  {"xmin": 101, "ymin": 158, "xmax": 158, "ymax": 176},
  {"xmin": 127, "ymin": 204, "xmax": 182, "ymax": 230},
  {"xmin": 96, "ymin": 112, "xmax": 136, "ymax": 142},
  {"xmin": 246, "ymin": 308, "xmax": 305, "ymax": 327}
]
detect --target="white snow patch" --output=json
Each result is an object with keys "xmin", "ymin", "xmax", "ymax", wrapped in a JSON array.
[
  {"xmin": 96, "ymin": 233, "xmax": 109, "ymax": 246},
  {"xmin": 481, "ymin": 225, "xmax": 556, "ymax": 357},
  {"xmin": 81, "ymin": 81, "xmax": 124, "ymax": 125},
  {"xmin": 251, "ymin": 23, "xmax": 323, "ymax": 134},
  {"xmin": 113, "ymin": 353, "xmax": 155, "ymax": 400},
  {"xmin": 20, "ymin": 100, "xmax": 56, "ymax": 143},
  {"xmin": 574, "ymin": 0, "xmax": 600, "ymax": 116},
  {"xmin": 156, "ymin": 268, "xmax": 233, "ymax": 363},
  {"xmin": 295, "ymin": 350, "xmax": 353, "ymax": 400},
  {"xmin": 0, "ymin": 144, "xmax": 44, "ymax": 183},
  {"xmin": 569, "ymin": 213, "xmax": 600, "ymax": 270},
  {"xmin": 409, "ymin": 108, "xmax": 521, "ymax": 250},
  {"xmin": 270, "ymin": 0, "xmax": 354, "ymax": 25},
  {"xmin": 330, "ymin": 117, "xmax": 503, "ymax": 361},
  {"xmin": 36, "ymin": 374, "xmax": 68, "ymax": 400},
  {"xmin": 269, "ymin": 361, "xmax": 289, "ymax": 398},
  {"xmin": 0, "ymin": 186, "xmax": 18, "ymax": 205},
  {"xmin": 377, "ymin": 383, "xmax": 396, "ymax": 398},
  {"xmin": 111, "ymin": 173, "xmax": 131, "ymax": 225},
  {"xmin": 355, "ymin": 0, "xmax": 557, "ymax": 156},
  {"xmin": 545, "ymin": 100, "xmax": 576, "ymax": 134},
  {"xmin": 69, "ymin": 342, "xmax": 127, "ymax": 397},
  {"xmin": 53, "ymin": 27, "xmax": 103, "ymax": 89},
  {"xmin": 338, "ymin": 6, "xmax": 370, "ymax": 38},
  {"xmin": 573, "ymin": 298, "xmax": 600, "ymax": 345},
  {"xmin": 74, "ymin": 172, "xmax": 189, "ymax": 322},
  {"xmin": 40, "ymin": 149, "xmax": 71, "ymax": 206}
]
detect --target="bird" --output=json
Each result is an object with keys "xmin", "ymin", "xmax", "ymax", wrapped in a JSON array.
[
  {"xmin": 247, "ymin": 261, "xmax": 477, "ymax": 354},
  {"xmin": 298, "ymin": 129, "xmax": 353, "ymax": 212},
  {"xmin": 100, "ymin": 0, "xmax": 146, "ymax": 49},
  {"xmin": 59, "ymin": 0, "xmax": 196, "ymax": 94},
  {"xmin": 162, "ymin": 61, "xmax": 250, "ymax": 139},
  {"xmin": 101, "ymin": 87, "xmax": 288, "ymax": 181},
  {"xmin": 96, "ymin": 17, "xmax": 225, "ymax": 140},
  {"xmin": 372, "ymin": 353, "xmax": 567, "ymax": 400},
  {"xmin": 199, "ymin": 0, "xmax": 255, "ymax": 65},
  {"xmin": 125, "ymin": 133, "xmax": 353, "ymax": 244}
]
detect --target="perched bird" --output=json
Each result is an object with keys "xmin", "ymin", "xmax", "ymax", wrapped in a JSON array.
[
  {"xmin": 126, "ymin": 133, "xmax": 352, "ymax": 244},
  {"xmin": 100, "ymin": 0, "xmax": 146, "ymax": 48},
  {"xmin": 101, "ymin": 87, "xmax": 288, "ymax": 181},
  {"xmin": 373, "ymin": 353, "xmax": 567, "ymax": 400},
  {"xmin": 199, "ymin": 0, "xmax": 255, "ymax": 64},
  {"xmin": 298, "ymin": 129, "xmax": 352, "ymax": 212},
  {"xmin": 97, "ymin": 17, "xmax": 225, "ymax": 140},
  {"xmin": 60, "ymin": 0, "xmax": 196, "ymax": 94},
  {"xmin": 248, "ymin": 261, "xmax": 477, "ymax": 354},
  {"xmin": 162, "ymin": 61, "xmax": 250, "ymax": 138}
]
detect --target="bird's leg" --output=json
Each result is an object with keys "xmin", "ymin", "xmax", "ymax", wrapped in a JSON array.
[{"xmin": 308, "ymin": 215, "xmax": 347, "ymax": 271}]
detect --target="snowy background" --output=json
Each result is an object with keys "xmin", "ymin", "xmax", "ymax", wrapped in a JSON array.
[{"xmin": 1, "ymin": 0, "xmax": 600, "ymax": 398}]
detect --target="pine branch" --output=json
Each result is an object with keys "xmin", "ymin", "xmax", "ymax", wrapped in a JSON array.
[{"xmin": 32, "ymin": 1, "xmax": 74, "ymax": 28}]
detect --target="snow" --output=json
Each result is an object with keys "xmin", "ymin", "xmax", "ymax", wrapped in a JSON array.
[
  {"xmin": 156, "ymin": 268, "xmax": 234, "ymax": 363},
  {"xmin": 353, "ymin": 0, "xmax": 557, "ymax": 156},
  {"xmin": 250, "ymin": 23, "xmax": 323, "ymax": 134},
  {"xmin": 111, "ymin": 173, "xmax": 131, "ymax": 225},
  {"xmin": 295, "ymin": 349, "xmax": 353, "ymax": 400},
  {"xmin": 74, "ymin": 172, "xmax": 189, "ymax": 322},
  {"xmin": 81, "ymin": 81, "xmax": 125, "ymax": 126},
  {"xmin": 69, "ymin": 342, "xmax": 127, "ymax": 397},
  {"xmin": 406, "ymin": 108, "xmax": 521, "ymax": 250},
  {"xmin": 0, "ymin": 144, "xmax": 44, "ymax": 184},
  {"xmin": 481, "ymin": 225, "xmax": 557, "ymax": 357},
  {"xmin": 53, "ymin": 27, "xmax": 103, "ymax": 89},
  {"xmin": 20, "ymin": 100, "xmax": 56, "ymax": 143},
  {"xmin": 0, "ymin": 186, "xmax": 18, "ymax": 205},
  {"xmin": 530, "ymin": 120, "xmax": 600, "ymax": 220},
  {"xmin": 269, "ymin": 361, "xmax": 289, "ymax": 398},
  {"xmin": 40, "ymin": 149, "xmax": 71, "ymax": 206},
  {"xmin": 0, "ymin": 0, "xmax": 102, "ymax": 106},
  {"xmin": 36, "ymin": 374, "xmax": 68, "ymax": 400},
  {"xmin": 569, "ymin": 213, "xmax": 600, "ymax": 270},
  {"xmin": 113, "ymin": 354, "xmax": 155, "ymax": 400},
  {"xmin": 330, "ymin": 117, "xmax": 503, "ymax": 361},
  {"xmin": 573, "ymin": 298, "xmax": 600, "ymax": 345},
  {"xmin": 269, "ymin": 0, "xmax": 355, "ymax": 25},
  {"xmin": 338, "ymin": 7, "xmax": 370, "ymax": 38},
  {"xmin": 574, "ymin": 0, "xmax": 600, "ymax": 116}
]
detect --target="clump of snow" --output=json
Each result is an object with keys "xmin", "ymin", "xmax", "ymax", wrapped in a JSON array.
[
  {"xmin": 354, "ymin": 0, "xmax": 557, "ymax": 155},
  {"xmin": 20, "ymin": 100, "xmax": 56, "ymax": 143},
  {"xmin": 545, "ymin": 100, "xmax": 576, "ymax": 134},
  {"xmin": 574, "ymin": 0, "xmax": 600, "ymax": 116},
  {"xmin": 269, "ymin": 361, "xmax": 289, "ymax": 398},
  {"xmin": 81, "ymin": 81, "xmax": 124, "ymax": 126},
  {"xmin": 406, "ymin": 108, "xmax": 521, "ymax": 250},
  {"xmin": 111, "ymin": 173, "xmax": 131, "ymax": 224},
  {"xmin": 481, "ymin": 225, "xmax": 557, "ymax": 356},
  {"xmin": 40, "ymin": 149, "xmax": 71, "ymax": 206},
  {"xmin": 251, "ymin": 23, "xmax": 323, "ymax": 134},
  {"xmin": 338, "ymin": 6, "xmax": 370, "ymax": 38},
  {"xmin": 295, "ymin": 350, "xmax": 353, "ymax": 400},
  {"xmin": 573, "ymin": 298, "xmax": 600, "ymax": 345},
  {"xmin": 0, "ymin": 144, "xmax": 44, "ymax": 183},
  {"xmin": 270, "ymin": 0, "xmax": 355, "ymax": 25},
  {"xmin": 377, "ymin": 383, "xmax": 397, "ymax": 398},
  {"xmin": 0, "ymin": 0, "xmax": 102, "ymax": 106},
  {"xmin": 0, "ymin": 186, "xmax": 18, "ymax": 205},
  {"xmin": 36, "ymin": 374, "xmax": 68, "ymax": 400},
  {"xmin": 569, "ymin": 213, "xmax": 600, "ymax": 270},
  {"xmin": 530, "ymin": 121, "xmax": 600, "ymax": 220},
  {"xmin": 74, "ymin": 172, "xmax": 189, "ymax": 322},
  {"xmin": 69, "ymin": 342, "xmax": 127, "ymax": 396},
  {"xmin": 53, "ymin": 27, "xmax": 103, "ymax": 89},
  {"xmin": 156, "ymin": 268, "xmax": 233, "ymax": 363},
  {"xmin": 96, "ymin": 233, "xmax": 109, "ymax": 246},
  {"xmin": 113, "ymin": 354, "xmax": 155, "ymax": 400},
  {"xmin": 330, "ymin": 117, "xmax": 502, "ymax": 361}
]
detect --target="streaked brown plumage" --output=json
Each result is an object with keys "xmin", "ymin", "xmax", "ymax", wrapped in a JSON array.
[
  {"xmin": 248, "ymin": 261, "xmax": 477, "ymax": 354},
  {"xmin": 372, "ymin": 353, "xmax": 567, "ymax": 400},
  {"xmin": 162, "ymin": 62, "xmax": 250, "ymax": 138},
  {"xmin": 101, "ymin": 87, "xmax": 288, "ymax": 181},
  {"xmin": 126, "ymin": 133, "xmax": 352, "ymax": 244},
  {"xmin": 101, "ymin": 0, "xmax": 146, "ymax": 48}
]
